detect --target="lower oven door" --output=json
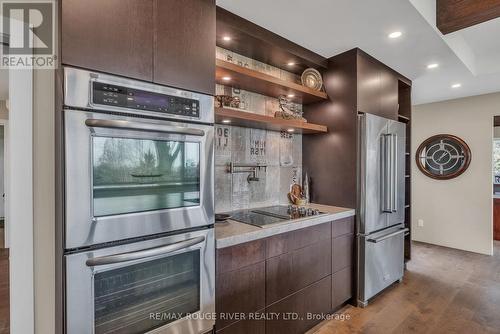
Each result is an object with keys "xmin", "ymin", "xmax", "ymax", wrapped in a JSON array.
[
  {"xmin": 65, "ymin": 109, "xmax": 214, "ymax": 249},
  {"xmin": 65, "ymin": 228, "xmax": 215, "ymax": 334}
]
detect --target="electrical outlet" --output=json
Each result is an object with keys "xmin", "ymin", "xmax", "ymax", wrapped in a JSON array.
[{"xmin": 417, "ymin": 219, "xmax": 424, "ymax": 227}]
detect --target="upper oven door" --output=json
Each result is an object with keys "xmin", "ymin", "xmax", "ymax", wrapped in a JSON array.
[
  {"xmin": 65, "ymin": 228, "xmax": 215, "ymax": 334},
  {"xmin": 65, "ymin": 109, "xmax": 214, "ymax": 249}
]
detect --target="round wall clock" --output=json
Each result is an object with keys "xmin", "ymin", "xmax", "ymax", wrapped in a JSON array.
[{"xmin": 415, "ymin": 134, "xmax": 471, "ymax": 180}]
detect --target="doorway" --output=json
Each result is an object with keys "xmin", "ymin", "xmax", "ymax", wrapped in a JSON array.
[
  {"xmin": 0, "ymin": 101, "xmax": 9, "ymax": 334},
  {"xmin": 492, "ymin": 116, "xmax": 500, "ymax": 241}
]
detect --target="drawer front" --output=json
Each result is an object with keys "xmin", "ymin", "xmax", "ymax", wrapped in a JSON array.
[
  {"xmin": 266, "ymin": 238, "xmax": 332, "ymax": 304},
  {"xmin": 266, "ymin": 276, "xmax": 332, "ymax": 334},
  {"xmin": 359, "ymin": 229, "xmax": 404, "ymax": 302},
  {"xmin": 217, "ymin": 239, "xmax": 266, "ymax": 274},
  {"xmin": 266, "ymin": 222, "xmax": 331, "ymax": 258},
  {"xmin": 216, "ymin": 262, "xmax": 265, "ymax": 329},
  {"xmin": 332, "ymin": 266, "xmax": 353, "ymax": 307},
  {"xmin": 216, "ymin": 316, "xmax": 265, "ymax": 334},
  {"xmin": 332, "ymin": 216, "xmax": 355, "ymax": 238},
  {"xmin": 332, "ymin": 233, "xmax": 354, "ymax": 273}
]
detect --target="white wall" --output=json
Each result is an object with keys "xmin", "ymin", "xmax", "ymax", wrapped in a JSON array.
[
  {"xmin": 412, "ymin": 92, "xmax": 500, "ymax": 255},
  {"xmin": 33, "ymin": 68, "xmax": 55, "ymax": 334}
]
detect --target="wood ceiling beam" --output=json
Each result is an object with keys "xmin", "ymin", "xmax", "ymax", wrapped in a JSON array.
[{"xmin": 437, "ymin": 0, "xmax": 500, "ymax": 34}]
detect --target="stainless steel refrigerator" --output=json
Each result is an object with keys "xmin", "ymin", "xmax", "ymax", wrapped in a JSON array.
[{"xmin": 357, "ymin": 113, "xmax": 408, "ymax": 307}]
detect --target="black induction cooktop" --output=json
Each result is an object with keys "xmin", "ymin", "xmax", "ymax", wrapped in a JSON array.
[{"xmin": 230, "ymin": 205, "xmax": 324, "ymax": 228}]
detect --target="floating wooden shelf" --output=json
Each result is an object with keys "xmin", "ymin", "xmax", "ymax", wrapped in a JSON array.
[
  {"xmin": 215, "ymin": 59, "xmax": 328, "ymax": 104},
  {"xmin": 215, "ymin": 107, "xmax": 328, "ymax": 134}
]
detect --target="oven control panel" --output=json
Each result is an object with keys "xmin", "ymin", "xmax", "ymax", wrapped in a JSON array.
[{"xmin": 92, "ymin": 81, "xmax": 200, "ymax": 118}]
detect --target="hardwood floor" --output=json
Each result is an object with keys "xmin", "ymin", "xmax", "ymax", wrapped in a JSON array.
[
  {"xmin": 0, "ymin": 248, "xmax": 8, "ymax": 334},
  {"xmin": 309, "ymin": 241, "xmax": 500, "ymax": 334}
]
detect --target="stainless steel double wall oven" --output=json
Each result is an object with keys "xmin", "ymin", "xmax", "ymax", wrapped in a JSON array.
[{"xmin": 63, "ymin": 67, "xmax": 215, "ymax": 334}]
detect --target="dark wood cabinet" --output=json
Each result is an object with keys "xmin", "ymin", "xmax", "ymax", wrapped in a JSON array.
[
  {"xmin": 216, "ymin": 262, "xmax": 265, "ymax": 329},
  {"xmin": 266, "ymin": 222, "xmax": 331, "ymax": 258},
  {"xmin": 357, "ymin": 53, "xmax": 399, "ymax": 120},
  {"xmin": 216, "ymin": 239, "xmax": 266, "ymax": 330},
  {"xmin": 494, "ymin": 199, "xmax": 500, "ymax": 241},
  {"xmin": 154, "ymin": 0, "xmax": 215, "ymax": 95},
  {"xmin": 303, "ymin": 48, "xmax": 411, "ymax": 211},
  {"xmin": 61, "ymin": 0, "xmax": 154, "ymax": 81},
  {"xmin": 332, "ymin": 266, "xmax": 352, "ymax": 307},
  {"xmin": 332, "ymin": 233, "xmax": 354, "ymax": 273},
  {"xmin": 266, "ymin": 238, "xmax": 331, "ymax": 304},
  {"xmin": 215, "ymin": 219, "xmax": 355, "ymax": 333},
  {"xmin": 265, "ymin": 277, "xmax": 332, "ymax": 334},
  {"xmin": 61, "ymin": 0, "xmax": 215, "ymax": 94},
  {"xmin": 216, "ymin": 316, "xmax": 265, "ymax": 334}
]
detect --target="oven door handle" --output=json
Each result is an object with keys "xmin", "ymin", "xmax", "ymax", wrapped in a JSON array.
[
  {"xmin": 85, "ymin": 236, "xmax": 206, "ymax": 267},
  {"xmin": 85, "ymin": 119, "xmax": 206, "ymax": 136}
]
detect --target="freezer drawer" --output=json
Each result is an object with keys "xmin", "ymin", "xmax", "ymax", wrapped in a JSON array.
[{"xmin": 357, "ymin": 225, "xmax": 407, "ymax": 306}]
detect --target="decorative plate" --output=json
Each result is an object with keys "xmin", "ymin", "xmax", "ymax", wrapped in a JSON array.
[
  {"xmin": 301, "ymin": 68, "xmax": 323, "ymax": 91},
  {"xmin": 415, "ymin": 134, "xmax": 471, "ymax": 180}
]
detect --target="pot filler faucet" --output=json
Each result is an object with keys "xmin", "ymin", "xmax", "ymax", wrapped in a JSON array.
[{"xmin": 227, "ymin": 162, "xmax": 267, "ymax": 182}]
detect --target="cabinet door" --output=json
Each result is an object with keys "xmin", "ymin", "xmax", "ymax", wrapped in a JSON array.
[
  {"xmin": 266, "ymin": 238, "xmax": 332, "ymax": 304},
  {"xmin": 216, "ymin": 262, "xmax": 265, "ymax": 330},
  {"xmin": 266, "ymin": 276, "xmax": 332, "ymax": 334},
  {"xmin": 62, "ymin": 0, "xmax": 153, "ymax": 81},
  {"xmin": 332, "ymin": 266, "xmax": 352, "ymax": 307},
  {"xmin": 357, "ymin": 54, "xmax": 380, "ymax": 115},
  {"xmin": 154, "ymin": 0, "xmax": 215, "ymax": 95},
  {"xmin": 357, "ymin": 53, "xmax": 398, "ymax": 120},
  {"xmin": 379, "ymin": 67, "xmax": 399, "ymax": 120},
  {"xmin": 332, "ymin": 233, "xmax": 354, "ymax": 273}
]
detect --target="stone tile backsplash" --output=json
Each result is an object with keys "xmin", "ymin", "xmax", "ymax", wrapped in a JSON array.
[{"xmin": 215, "ymin": 124, "xmax": 302, "ymax": 213}]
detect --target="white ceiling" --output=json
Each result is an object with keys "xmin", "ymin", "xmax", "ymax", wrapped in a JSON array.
[
  {"xmin": 0, "ymin": 70, "xmax": 7, "ymax": 100},
  {"xmin": 217, "ymin": 0, "xmax": 500, "ymax": 105}
]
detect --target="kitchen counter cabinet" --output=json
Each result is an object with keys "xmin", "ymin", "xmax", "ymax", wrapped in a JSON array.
[
  {"xmin": 332, "ymin": 217, "xmax": 355, "ymax": 307},
  {"xmin": 215, "ymin": 203, "xmax": 355, "ymax": 248},
  {"xmin": 215, "ymin": 211, "xmax": 355, "ymax": 333},
  {"xmin": 265, "ymin": 276, "xmax": 332, "ymax": 334},
  {"xmin": 266, "ymin": 238, "xmax": 332, "ymax": 304}
]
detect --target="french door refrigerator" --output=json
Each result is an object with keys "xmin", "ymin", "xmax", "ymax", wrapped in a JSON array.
[{"xmin": 357, "ymin": 113, "xmax": 408, "ymax": 307}]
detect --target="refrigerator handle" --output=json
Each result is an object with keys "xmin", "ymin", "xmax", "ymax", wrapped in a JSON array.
[
  {"xmin": 390, "ymin": 134, "xmax": 398, "ymax": 213},
  {"xmin": 381, "ymin": 134, "xmax": 392, "ymax": 213}
]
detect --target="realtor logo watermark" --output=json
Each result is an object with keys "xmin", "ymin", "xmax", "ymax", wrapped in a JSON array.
[{"xmin": 1, "ymin": 1, "xmax": 56, "ymax": 68}]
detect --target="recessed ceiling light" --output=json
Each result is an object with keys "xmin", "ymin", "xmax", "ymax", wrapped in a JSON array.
[
  {"xmin": 222, "ymin": 36, "xmax": 231, "ymax": 41},
  {"xmin": 222, "ymin": 119, "xmax": 231, "ymax": 124},
  {"xmin": 222, "ymin": 76, "xmax": 231, "ymax": 81},
  {"xmin": 451, "ymin": 83, "xmax": 462, "ymax": 88},
  {"xmin": 427, "ymin": 63, "xmax": 439, "ymax": 69},
  {"xmin": 287, "ymin": 128, "xmax": 295, "ymax": 133},
  {"xmin": 287, "ymin": 62, "xmax": 296, "ymax": 66},
  {"xmin": 287, "ymin": 94, "xmax": 295, "ymax": 98},
  {"xmin": 388, "ymin": 31, "xmax": 402, "ymax": 39}
]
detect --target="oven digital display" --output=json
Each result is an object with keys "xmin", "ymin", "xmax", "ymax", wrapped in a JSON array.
[{"xmin": 92, "ymin": 81, "xmax": 200, "ymax": 118}]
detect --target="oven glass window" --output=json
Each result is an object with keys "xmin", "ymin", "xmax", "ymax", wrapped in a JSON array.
[
  {"xmin": 94, "ymin": 250, "xmax": 201, "ymax": 334},
  {"xmin": 92, "ymin": 136, "xmax": 200, "ymax": 217}
]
